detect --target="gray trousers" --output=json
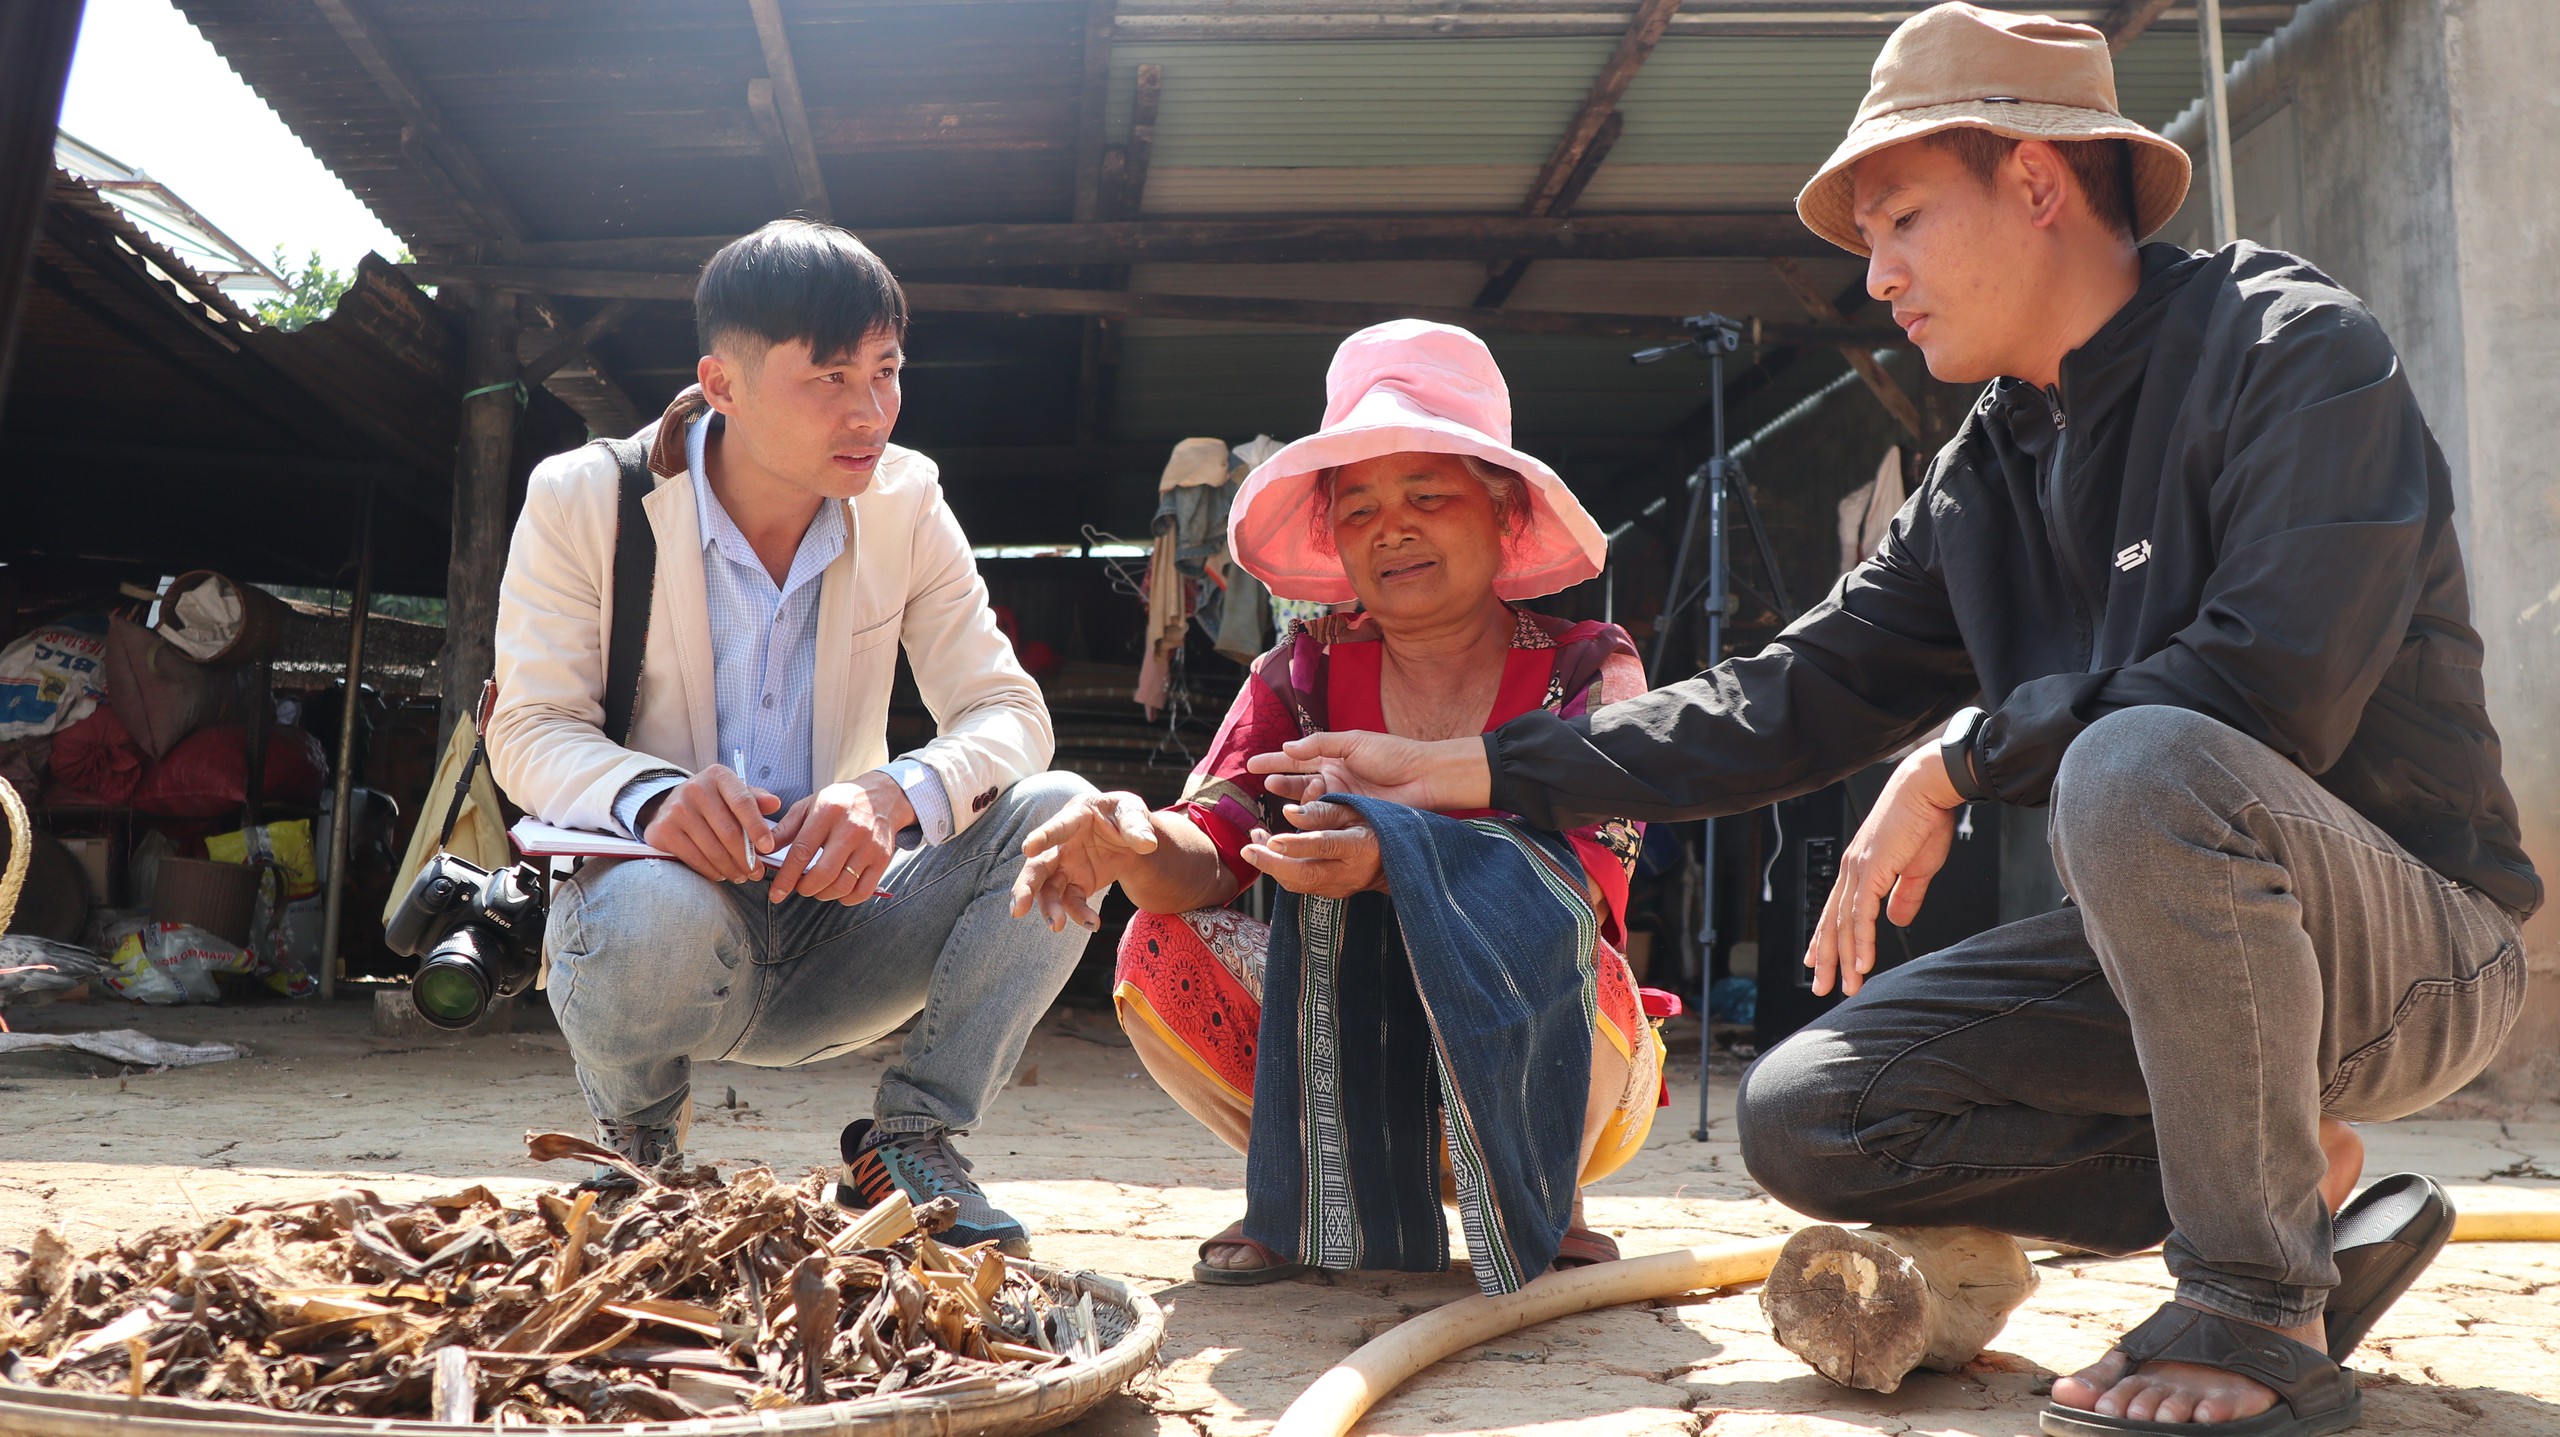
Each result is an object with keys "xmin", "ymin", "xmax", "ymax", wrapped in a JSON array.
[
  {"xmin": 543, "ymin": 771, "xmax": 1095, "ymax": 1139},
  {"xmin": 1737, "ymin": 706, "xmax": 2526, "ymax": 1328}
]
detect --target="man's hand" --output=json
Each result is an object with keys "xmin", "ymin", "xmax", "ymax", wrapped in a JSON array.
[
  {"xmin": 640, "ymin": 767, "xmax": 781, "ymax": 884},
  {"xmin": 1245, "ymin": 732, "xmax": 1490, "ymax": 812},
  {"xmin": 1242, "ymin": 798, "xmax": 1387, "ymax": 899},
  {"xmin": 1012, "ymin": 791, "xmax": 1161, "ymax": 933},
  {"xmin": 766, "ymin": 772, "xmax": 914, "ymax": 906},
  {"xmin": 1807, "ymin": 746, "xmax": 1965, "ymax": 997}
]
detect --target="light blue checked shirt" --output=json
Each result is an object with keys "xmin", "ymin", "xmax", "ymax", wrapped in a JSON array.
[{"xmin": 609, "ymin": 412, "xmax": 951, "ymax": 847}]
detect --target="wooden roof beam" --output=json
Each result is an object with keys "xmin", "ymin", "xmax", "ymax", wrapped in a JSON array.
[
  {"xmin": 309, "ymin": 0, "xmax": 526, "ymax": 244},
  {"xmin": 1768, "ymin": 256, "xmax": 1922, "ymax": 441},
  {"xmin": 2100, "ymin": 0, "xmax": 2180, "ymax": 50},
  {"xmin": 1098, "ymin": 63, "xmax": 1162, "ymax": 223},
  {"xmin": 745, "ymin": 0, "xmax": 833, "ymax": 221},
  {"xmin": 494, "ymin": 214, "xmax": 1836, "ymax": 269},
  {"xmin": 518, "ymin": 299, "xmax": 637, "ymax": 388},
  {"xmin": 1109, "ymin": 5, "xmax": 2301, "ymax": 41},
  {"xmin": 309, "ymin": 0, "xmax": 642, "ymax": 429},
  {"xmin": 1478, "ymin": 0, "xmax": 1676, "ymax": 308},
  {"xmin": 402, "ymin": 263, "xmax": 1908, "ymax": 344},
  {"xmin": 1071, "ymin": 0, "xmax": 1118, "ymax": 223},
  {"xmin": 1476, "ymin": 108, "xmax": 1622, "ymax": 307},
  {"xmin": 1525, "ymin": 0, "xmax": 1679, "ymax": 221}
]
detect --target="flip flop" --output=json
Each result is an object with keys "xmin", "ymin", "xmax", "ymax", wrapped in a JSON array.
[
  {"xmin": 1192, "ymin": 1221, "xmax": 1312, "ymax": 1286},
  {"xmin": 1552, "ymin": 1224, "xmax": 1621, "ymax": 1269},
  {"xmin": 2040, "ymin": 1302, "xmax": 2361, "ymax": 1437},
  {"xmin": 2324, "ymin": 1171, "xmax": 2454, "ymax": 1362}
]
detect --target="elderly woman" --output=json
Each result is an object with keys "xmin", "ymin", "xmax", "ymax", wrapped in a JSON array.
[{"xmin": 1013, "ymin": 320, "xmax": 1667, "ymax": 1296}]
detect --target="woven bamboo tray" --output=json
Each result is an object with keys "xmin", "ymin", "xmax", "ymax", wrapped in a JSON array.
[{"xmin": 0, "ymin": 1266, "xmax": 1163, "ymax": 1437}]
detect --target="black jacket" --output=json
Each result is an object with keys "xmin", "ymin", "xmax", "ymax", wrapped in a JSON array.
[{"xmin": 1489, "ymin": 242, "xmax": 2541, "ymax": 918}]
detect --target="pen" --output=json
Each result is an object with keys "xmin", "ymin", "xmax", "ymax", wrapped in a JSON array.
[{"xmin": 733, "ymin": 747, "xmax": 760, "ymax": 875}]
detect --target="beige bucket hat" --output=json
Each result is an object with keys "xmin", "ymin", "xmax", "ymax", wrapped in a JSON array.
[{"xmin": 1795, "ymin": 2, "xmax": 2193, "ymax": 257}]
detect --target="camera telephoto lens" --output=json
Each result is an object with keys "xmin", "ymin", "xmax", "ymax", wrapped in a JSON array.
[{"xmin": 411, "ymin": 931, "xmax": 497, "ymax": 1030}]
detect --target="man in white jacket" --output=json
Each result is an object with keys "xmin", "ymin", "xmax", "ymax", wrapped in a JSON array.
[{"xmin": 488, "ymin": 220, "xmax": 1093, "ymax": 1251}]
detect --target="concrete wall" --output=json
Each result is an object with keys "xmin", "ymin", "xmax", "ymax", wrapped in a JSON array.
[{"xmin": 2165, "ymin": 0, "xmax": 2560, "ymax": 1106}]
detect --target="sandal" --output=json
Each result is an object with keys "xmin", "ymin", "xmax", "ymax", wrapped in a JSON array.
[
  {"xmin": 2324, "ymin": 1171, "xmax": 2453, "ymax": 1362},
  {"xmin": 2040, "ymin": 1302, "xmax": 2361, "ymax": 1437},
  {"xmin": 1192, "ymin": 1221, "xmax": 1311, "ymax": 1287},
  {"xmin": 1552, "ymin": 1224, "xmax": 1620, "ymax": 1269}
]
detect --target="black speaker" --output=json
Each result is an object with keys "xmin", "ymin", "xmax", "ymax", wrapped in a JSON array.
[{"xmin": 1753, "ymin": 762, "xmax": 2007, "ymax": 1047}]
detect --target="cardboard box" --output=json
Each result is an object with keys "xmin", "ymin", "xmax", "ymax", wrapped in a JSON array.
[{"xmin": 57, "ymin": 835, "xmax": 117, "ymax": 907}]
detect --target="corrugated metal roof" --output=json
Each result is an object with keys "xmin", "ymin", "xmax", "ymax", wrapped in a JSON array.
[
  {"xmin": 156, "ymin": 0, "xmax": 2302, "ymax": 541},
  {"xmin": 1109, "ymin": 31, "xmax": 2264, "ymax": 174}
]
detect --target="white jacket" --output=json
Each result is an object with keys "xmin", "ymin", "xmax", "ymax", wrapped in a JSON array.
[{"xmin": 487, "ymin": 405, "xmax": 1052, "ymax": 840}]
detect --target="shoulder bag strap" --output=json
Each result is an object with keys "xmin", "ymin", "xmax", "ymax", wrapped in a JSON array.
[{"xmin": 595, "ymin": 436, "xmax": 657, "ymax": 748}]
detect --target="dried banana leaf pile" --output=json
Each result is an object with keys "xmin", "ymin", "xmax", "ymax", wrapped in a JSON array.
[{"xmin": 0, "ymin": 1131, "xmax": 1104, "ymax": 1424}]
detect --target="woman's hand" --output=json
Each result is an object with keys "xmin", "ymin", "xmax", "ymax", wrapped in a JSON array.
[
  {"xmin": 1243, "ymin": 798, "xmax": 1387, "ymax": 899},
  {"xmin": 1807, "ymin": 747, "xmax": 1963, "ymax": 997},
  {"xmin": 1012, "ymin": 790, "xmax": 1160, "ymax": 932}
]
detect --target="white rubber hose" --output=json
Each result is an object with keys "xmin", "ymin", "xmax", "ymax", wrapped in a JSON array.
[
  {"xmin": 1270, "ymin": 1203, "xmax": 2560, "ymax": 1437},
  {"xmin": 1271, "ymin": 1235, "xmax": 1789, "ymax": 1437}
]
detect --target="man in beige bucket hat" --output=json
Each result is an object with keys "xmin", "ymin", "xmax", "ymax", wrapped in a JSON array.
[{"xmin": 1251, "ymin": 6, "xmax": 2536, "ymax": 1435}]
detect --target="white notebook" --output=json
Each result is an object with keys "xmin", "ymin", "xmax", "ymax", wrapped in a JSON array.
[{"xmin": 510, "ymin": 817, "xmax": 786, "ymax": 867}]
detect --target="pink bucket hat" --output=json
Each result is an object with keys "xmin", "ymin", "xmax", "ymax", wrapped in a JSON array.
[{"xmin": 1227, "ymin": 320, "xmax": 1607, "ymax": 604}]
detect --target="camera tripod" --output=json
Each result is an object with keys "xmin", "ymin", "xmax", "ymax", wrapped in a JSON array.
[{"xmin": 1629, "ymin": 314, "xmax": 1797, "ymax": 1139}]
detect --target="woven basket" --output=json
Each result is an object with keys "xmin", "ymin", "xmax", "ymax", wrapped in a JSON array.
[{"xmin": 0, "ymin": 1266, "xmax": 1162, "ymax": 1437}]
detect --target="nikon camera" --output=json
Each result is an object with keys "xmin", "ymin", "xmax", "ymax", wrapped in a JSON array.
[{"xmin": 384, "ymin": 853, "xmax": 546, "ymax": 1030}]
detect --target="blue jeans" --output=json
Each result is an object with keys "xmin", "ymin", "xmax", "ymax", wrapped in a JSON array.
[
  {"xmin": 1737, "ymin": 708, "xmax": 2525, "ymax": 1329},
  {"xmin": 543, "ymin": 770, "xmax": 1095, "ymax": 1136}
]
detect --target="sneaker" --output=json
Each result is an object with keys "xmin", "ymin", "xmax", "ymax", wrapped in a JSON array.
[
  {"xmin": 835, "ymin": 1118, "xmax": 1030, "ymax": 1255},
  {"xmin": 584, "ymin": 1112, "xmax": 682, "ymax": 1192}
]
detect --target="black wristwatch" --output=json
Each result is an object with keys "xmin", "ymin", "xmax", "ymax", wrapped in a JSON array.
[{"xmin": 1939, "ymin": 705, "xmax": 1994, "ymax": 803}]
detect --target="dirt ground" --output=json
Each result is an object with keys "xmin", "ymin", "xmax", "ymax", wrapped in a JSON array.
[{"xmin": 3, "ymin": 993, "xmax": 2558, "ymax": 1436}]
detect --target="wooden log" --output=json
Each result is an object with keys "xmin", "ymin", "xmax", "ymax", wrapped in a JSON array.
[{"xmin": 1759, "ymin": 1224, "xmax": 2038, "ymax": 1394}]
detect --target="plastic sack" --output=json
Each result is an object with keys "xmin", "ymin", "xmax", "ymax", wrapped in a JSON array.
[
  {"xmin": 87, "ymin": 906, "xmax": 153, "ymax": 957},
  {"xmin": 0, "ymin": 615, "xmax": 109, "ymax": 741},
  {"xmin": 159, "ymin": 578, "xmax": 245, "ymax": 661},
  {"xmin": 106, "ymin": 615, "xmax": 230, "ymax": 760},
  {"xmin": 48, "ymin": 705, "xmax": 145, "ymax": 806},
  {"xmin": 207, "ymin": 819, "xmax": 318, "ymax": 900},
  {"xmin": 239, "ymin": 868, "xmax": 317, "ymax": 999},
  {"xmin": 132, "ymin": 724, "xmax": 328, "ymax": 817},
  {"xmin": 106, "ymin": 922, "xmax": 246, "ymax": 1004}
]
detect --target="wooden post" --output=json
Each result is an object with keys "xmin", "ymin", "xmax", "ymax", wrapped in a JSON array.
[
  {"xmin": 441, "ymin": 286, "xmax": 520, "ymax": 744},
  {"xmin": 0, "ymin": 1, "xmax": 85, "ymax": 396},
  {"xmin": 1761, "ymin": 1223, "xmax": 2039, "ymax": 1393},
  {"xmin": 320, "ymin": 479, "xmax": 376, "ymax": 1002}
]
